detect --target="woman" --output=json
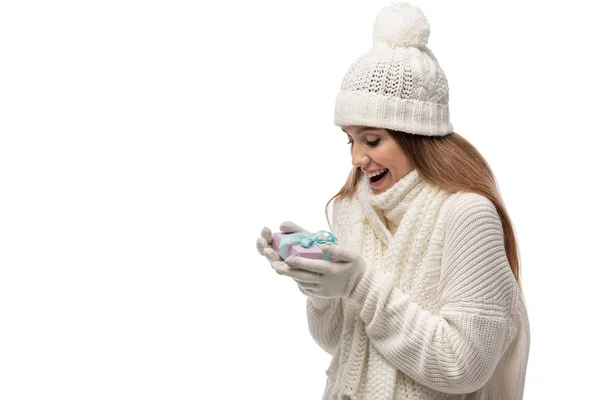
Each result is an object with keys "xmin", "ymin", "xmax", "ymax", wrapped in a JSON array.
[{"xmin": 256, "ymin": 3, "xmax": 530, "ymax": 399}]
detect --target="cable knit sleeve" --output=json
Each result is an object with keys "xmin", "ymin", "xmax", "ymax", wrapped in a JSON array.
[
  {"xmin": 306, "ymin": 296, "xmax": 344, "ymax": 356},
  {"xmin": 305, "ymin": 198, "xmax": 345, "ymax": 356},
  {"xmin": 345, "ymin": 193, "xmax": 517, "ymax": 394}
]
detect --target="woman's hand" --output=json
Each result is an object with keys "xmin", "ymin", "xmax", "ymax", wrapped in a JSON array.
[
  {"xmin": 255, "ymin": 221, "xmax": 314, "ymax": 295},
  {"xmin": 283, "ymin": 244, "xmax": 366, "ymax": 299}
]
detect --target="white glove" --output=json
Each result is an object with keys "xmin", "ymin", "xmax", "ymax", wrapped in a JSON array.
[
  {"xmin": 282, "ymin": 243, "xmax": 366, "ymax": 299},
  {"xmin": 255, "ymin": 221, "xmax": 315, "ymax": 295}
]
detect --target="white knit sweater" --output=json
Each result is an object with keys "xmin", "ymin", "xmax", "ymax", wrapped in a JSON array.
[{"xmin": 306, "ymin": 169, "xmax": 530, "ymax": 400}]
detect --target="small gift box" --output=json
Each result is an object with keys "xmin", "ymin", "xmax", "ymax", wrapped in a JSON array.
[{"xmin": 271, "ymin": 230, "xmax": 339, "ymax": 261}]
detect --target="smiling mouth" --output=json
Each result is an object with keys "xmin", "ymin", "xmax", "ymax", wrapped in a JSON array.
[{"xmin": 370, "ymin": 169, "xmax": 388, "ymax": 183}]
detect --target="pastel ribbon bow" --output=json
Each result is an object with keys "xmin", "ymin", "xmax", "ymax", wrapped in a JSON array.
[{"xmin": 279, "ymin": 230, "xmax": 339, "ymax": 260}]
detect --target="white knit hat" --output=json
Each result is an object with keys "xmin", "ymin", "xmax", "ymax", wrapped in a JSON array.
[{"xmin": 334, "ymin": 2, "xmax": 453, "ymax": 136}]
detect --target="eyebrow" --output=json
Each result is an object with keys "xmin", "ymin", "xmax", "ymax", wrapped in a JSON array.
[{"xmin": 342, "ymin": 126, "xmax": 379, "ymax": 135}]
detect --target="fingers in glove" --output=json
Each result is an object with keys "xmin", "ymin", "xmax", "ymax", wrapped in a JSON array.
[
  {"xmin": 321, "ymin": 243, "xmax": 357, "ymax": 262},
  {"xmin": 256, "ymin": 236, "xmax": 269, "ymax": 256},
  {"xmin": 280, "ymin": 220, "xmax": 308, "ymax": 234},
  {"xmin": 263, "ymin": 247, "xmax": 282, "ymax": 263},
  {"xmin": 261, "ymin": 226, "xmax": 273, "ymax": 244},
  {"xmin": 297, "ymin": 282, "xmax": 310, "ymax": 296},
  {"xmin": 285, "ymin": 254, "xmax": 335, "ymax": 274},
  {"xmin": 297, "ymin": 282, "xmax": 318, "ymax": 296},
  {"xmin": 279, "ymin": 265, "xmax": 321, "ymax": 283},
  {"xmin": 295, "ymin": 280, "xmax": 319, "ymax": 289},
  {"xmin": 270, "ymin": 258, "xmax": 319, "ymax": 285},
  {"xmin": 270, "ymin": 260, "xmax": 291, "ymax": 275}
]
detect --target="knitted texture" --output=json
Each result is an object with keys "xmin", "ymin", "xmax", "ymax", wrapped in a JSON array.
[
  {"xmin": 334, "ymin": 3, "xmax": 453, "ymax": 136},
  {"xmin": 305, "ymin": 169, "xmax": 530, "ymax": 399}
]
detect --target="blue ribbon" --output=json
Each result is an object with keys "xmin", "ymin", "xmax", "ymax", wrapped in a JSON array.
[{"xmin": 279, "ymin": 230, "xmax": 339, "ymax": 260}]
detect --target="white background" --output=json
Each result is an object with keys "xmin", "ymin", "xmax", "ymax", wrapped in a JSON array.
[{"xmin": 1, "ymin": 0, "xmax": 598, "ymax": 398}]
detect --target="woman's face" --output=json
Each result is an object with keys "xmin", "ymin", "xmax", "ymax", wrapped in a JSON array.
[{"xmin": 342, "ymin": 125, "xmax": 415, "ymax": 194}]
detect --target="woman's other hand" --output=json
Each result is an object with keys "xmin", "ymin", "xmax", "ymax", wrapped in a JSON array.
[{"xmin": 284, "ymin": 244, "xmax": 366, "ymax": 299}]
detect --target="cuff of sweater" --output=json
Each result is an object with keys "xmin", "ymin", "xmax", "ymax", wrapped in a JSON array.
[
  {"xmin": 308, "ymin": 295, "xmax": 340, "ymax": 310},
  {"xmin": 345, "ymin": 264, "xmax": 413, "ymax": 321},
  {"xmin": 345, "ymin": 262, "xmax": 384, "ymax": 310}
]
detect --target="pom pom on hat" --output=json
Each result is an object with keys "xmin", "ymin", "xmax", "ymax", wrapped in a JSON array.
[{"xmin": 373, "ymin": 2, "xmax": 430, "ymax": 49}]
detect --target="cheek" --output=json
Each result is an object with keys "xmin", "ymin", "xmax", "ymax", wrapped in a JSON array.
[{"xmin": 377, "ymin": 145, "xmax": 396, "ymax": 165}]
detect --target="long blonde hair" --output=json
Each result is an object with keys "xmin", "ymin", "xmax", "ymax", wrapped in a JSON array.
[{"xmin": 325, "ymin": 130, "xmax": 524, "ymax": 294}]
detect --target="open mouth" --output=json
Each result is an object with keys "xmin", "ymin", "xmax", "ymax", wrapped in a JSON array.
[{"xmin": 370, "ymin": 169, "xmax": 388, "ymax": 183}]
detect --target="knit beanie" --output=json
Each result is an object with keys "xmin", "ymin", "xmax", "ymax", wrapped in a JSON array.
[{"xmin": 334, "ymin": 2, "xmax": 453, "ymax": 136}]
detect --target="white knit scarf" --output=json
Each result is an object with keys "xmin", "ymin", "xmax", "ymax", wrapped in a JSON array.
[{"xmin": 330, "ymin": 168, "xmax": 456, "ymax": 399}]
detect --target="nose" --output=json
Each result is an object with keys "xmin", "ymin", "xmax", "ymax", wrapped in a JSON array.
[{"xmin": 351, "ymin": 147, "xmax": 370, "ymax": 169}]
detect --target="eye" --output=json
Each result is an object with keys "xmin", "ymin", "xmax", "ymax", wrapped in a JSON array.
[{"xmin": 346, "ymin": 139, "xmax": 380, "ymax": 147}]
